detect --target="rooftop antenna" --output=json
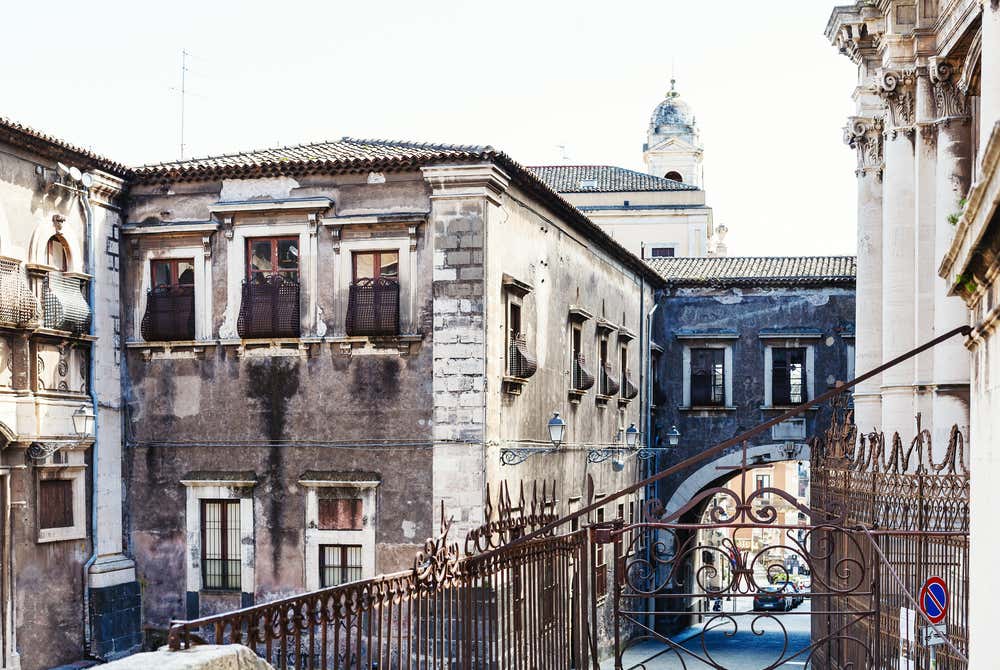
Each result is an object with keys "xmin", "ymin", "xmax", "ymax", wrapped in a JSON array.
[
  {"xmin": 180, "ymin": 49, "xmax": 189, "ymax": 159},
  {"xmin": 556, "ymin": 144, "xmax": 570, "ymax": 163}
]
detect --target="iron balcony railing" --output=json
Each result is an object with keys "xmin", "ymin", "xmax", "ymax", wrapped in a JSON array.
[
  {"xmin": 600, "ymin": 362, "xmax": 620, "ymax": 396},
  {"xmin": 43, "ymin": 272, "xmax": 90, "ymax": 335},
  {"xmin": 142, "ymin": 286, "xmax": 195, "ymax": 341},
  {"xmin": 346, "ymin": 276, "xmax": 399, "ymax": 337},
  {"xmin": 622, "ymin": 371, "xmax": 638, "ymax": 399},
  {"xmin": 237, "ymin": 275, "xmax": 300, "ymax": 339},
  {"xmin": 572, "ymin": 353, "xmax": 594, "ymax": 392},
  {"xmin": 0, "ymin": 258, "xmax": 38, "ymax": 328},
  {"xmin": 507, "ymin": 334, "xmax": 537, "ymax": 379}
]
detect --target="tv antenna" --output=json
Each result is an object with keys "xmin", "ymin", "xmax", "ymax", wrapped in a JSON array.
[{"xmin": 179, "ymin": 49, "xmax": 189, "ymax": 159}]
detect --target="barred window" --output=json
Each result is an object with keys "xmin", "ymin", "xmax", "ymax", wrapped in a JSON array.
[
  {"xmin": 772, "ymin": 347, "xmax": 807, "ymax": 405},
  {"xmin": 320, "ymin": 544, "xmax": 363, "ymax": 587},
  {"xmin": 201, "ymin": 500, "xmax": 241, "ymax": 591},
  {"xmin": 691, "ymin": 348, "xmax": 725, "ymax": 406},
  {"xmin": 247, "ymin": 237, "xmax": 299, "ymax": 283}
]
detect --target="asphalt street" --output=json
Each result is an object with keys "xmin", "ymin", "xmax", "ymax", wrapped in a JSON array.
[{"xmin": 604, "ymin": 598, "xmax": 814, "ymax": 670}]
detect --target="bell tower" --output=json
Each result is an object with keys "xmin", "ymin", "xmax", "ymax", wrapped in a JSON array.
[{"xmin": 643, "ymin": 79, "xmax": 704, "ymax": 188}]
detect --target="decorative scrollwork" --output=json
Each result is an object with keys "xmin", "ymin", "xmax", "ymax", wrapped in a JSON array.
[
  {"xmin": 413, "ymin": 501, "xmax": 460, "ymax": 590},
  {"xmin": 464, "ymin": 479, "xmax": 558, "ymax": 555}
]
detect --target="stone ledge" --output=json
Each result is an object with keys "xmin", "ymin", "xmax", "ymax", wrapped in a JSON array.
[{"xmin": 99, "ymin": 644, "xmax": 273, "ymax": 669}]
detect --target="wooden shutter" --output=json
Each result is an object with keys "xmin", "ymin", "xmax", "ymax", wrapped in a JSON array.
[
  {"xmin": 318, "ymin": 498, "xmax": 363, "ymax": 530},
  {"xmin": 39, "ymin": 479, "xmax": 73, "ymax": 529}
]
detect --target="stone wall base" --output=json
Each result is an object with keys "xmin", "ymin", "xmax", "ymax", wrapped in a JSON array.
[{"xmin": 98, "ymin": 645, "xmax": 273, "ymax": 670}]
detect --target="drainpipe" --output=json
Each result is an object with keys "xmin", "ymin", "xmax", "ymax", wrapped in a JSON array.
[
  {"xmin": 79, "ymin": 186, "xmax": 100, "ymax": 657},
  {"xmin": 644, "ymin": 300, "xmax": 659, "ymax": 490}
]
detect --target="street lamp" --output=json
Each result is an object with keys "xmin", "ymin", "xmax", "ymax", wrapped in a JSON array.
[
  {"xmin": 625, "ymin": 424, "xmax": 640, "ymax": 449},
  {"xmin": 72, "ymin": 404, "xmax": 95, "ymax": 438},
  {"xmin": 666, "ymin": 425, "xmax": 681, "ymax": 447},
  {"xmin": 548, "ymin": 412, "xmax": 566, "ymax": 447}
]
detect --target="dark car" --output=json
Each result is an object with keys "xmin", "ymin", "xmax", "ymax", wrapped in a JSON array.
[{"xmin": 753, "ymin": 586, "xmax": 792, "ymax": 611}]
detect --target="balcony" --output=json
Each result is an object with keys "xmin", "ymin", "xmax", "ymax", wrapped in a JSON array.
[
  {"xmin": 346, "ymin": 277, "xmax": 399, "ymax": 337},
  {"xmin": 0, "ymin": 258, "xmax": 38, "ymax": 328},
  {"xmin": 42, "ymin": 272, "xmax": 90, "ymax": 335},
  {"xmin": 569, "ymin": 353, "xmax": 594, "ymax": 403},
  {"xmin": 620, "ymin": 371, "xmax": 639, "ymax": 406},
  {"xmin": 236, "ymin": 276, "xmax": 300, "ymax": 339},
  {"xmin": 600, "ymin": 362, "xmax": 620, "ymax": 397},
  {"xmin": 503, "ymin": 334, "xmax": 538, "ymax": 395},
  {"xmin": 141, "ymin": 287, "xmax": 195, "ymax": 342}
]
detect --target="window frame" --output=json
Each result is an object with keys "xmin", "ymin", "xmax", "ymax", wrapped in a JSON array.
[
  {"xmin": 46, "ymin": 236, "xmax": 70, "ymax": 272},
  {"xmin": 771, "ymin": 347, "xmax": 808, "ymax": 406},
  {"xmin": 681, "ymin": 340, "xmax": 735, "ymax": 409},
  {"xmin": 151, "ymin": 258, "xmax": 195, "ymax": 288},
  {"xmin": 36, "ymin": 465, "xmax": 86, "ymax": 543},
  {"xmin": 690, "ymin": 347, "xmax": 726, "ymax": 406},
  {"xmin": 762, "ymin": 341, "xmax": 816, "ymax": 408},
  {"xmin": 319, "ymin": 544, "xmax": 364, "ymax": 588},
  {"xmin": 301, "ymin": 477, "xmax": 380, "ymax": 591},
  {"xmin": 136, "ymin": 244, "xmax": 213, "ymax": 342},
  {"xmin": 246, "ymin": 236, "xmax": 300, "ymax": 282},
  {"xmin": 351, "ymin": 250, "xmax": 400, "ymax": 281},
  {"xmin": 200, "ymin": 498, "xmax": 242, "ymax": 592}
]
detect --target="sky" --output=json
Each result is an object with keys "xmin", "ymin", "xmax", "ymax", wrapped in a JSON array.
[{"xmin": 0, "ymin": 0, "xmax": 858, "ymax": 256}]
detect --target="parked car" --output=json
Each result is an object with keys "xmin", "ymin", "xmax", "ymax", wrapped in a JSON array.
[
  {"xmin": 753, "ymin": 586, "xmax": 792, "ymax": 611},
  {"xmin": 787, "ymin": 582, "xmax": 804, "ymax": 607}
]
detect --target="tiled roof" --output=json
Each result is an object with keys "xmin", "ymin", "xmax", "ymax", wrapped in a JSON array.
[
  {"xmin": 647, "ymin": 256, "xmax": 856, "ymax": 286},
  {"xmin": 0, "ymin": 116, "xmax": 128, "ymax": 175},
  {"xmin": 132, "ymin": 137, "xmax": 497, "ymax": 182},
  {"xmin": 525, "ymin": 165, "xmax": 698, "ymax": 193}
]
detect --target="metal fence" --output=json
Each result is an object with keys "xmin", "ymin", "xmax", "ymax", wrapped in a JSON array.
[
  {"xmin": 237, "ymin": 276, "xmax": 301, "ymax": 339},
  {"xmin": 142, "ymin": 286, "xmax": 195, "ymax": 341},
  {"xmin": 346, "ymin": 277, "xmax": 399, "ymax": 337}
]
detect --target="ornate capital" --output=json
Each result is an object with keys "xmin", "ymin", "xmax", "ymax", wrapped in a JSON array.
[
  {"xmin": 930, "ymin": 61, "xmax": 969, "ymax": 122},
  {"xmin": 844, "ymin": 116, "xmax": 884, "ymax": 178},
  {"xmin": 875, "ymin": 69, "xmax": 917, "ymax": 136}
]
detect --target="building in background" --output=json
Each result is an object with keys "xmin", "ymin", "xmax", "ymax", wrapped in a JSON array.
[
  {"xmin": 0, "ymin": 119, "xmax": 140, "ymax": 668},
  {"xmin": 529, "ymin": 80, "xmax": 724, "ymax": 260}
]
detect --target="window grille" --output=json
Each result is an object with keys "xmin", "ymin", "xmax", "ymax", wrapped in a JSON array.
[
  {"xmin": 572, "ymin": 354, "xmax": 595, "ymax": 391},
  {"xmin": 142, "ymin": 286, "xmax": 195, "ymax": 341},
  {"xmin": 236, "ymin": 275, "xmax": 300, "ymax": 338},
  {"xmin": 319, "ymin": 544, "xmax": 363, "ymax": 588},
  {"xmin": 43, "ymin": 272, "xmax": 90, "ymax": 335},
  {"xmin": 345, "ymin": 277, "xmax": 399, "ymax": 336},
  {"xmin": 601, "ymin": 362, "xmax": 620, "ymax": 396},
  {"xmin": 691, "ymin": 348, "xmax": 725, "ymax": 406},
  {"xmin": 507, "ymin": 334, "xmax": 537, "ymax": 379},
  {"xmin": 201, "ymin": 500, "xmax": 241, "ymax": 591},
  {"xmin": 0, "ymin": 258, "xmax": 38, "ymax": 327}
]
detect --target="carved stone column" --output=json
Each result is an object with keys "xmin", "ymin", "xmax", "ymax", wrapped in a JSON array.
[
  {"xmin": 914, "ymin": 69, "xmax": 937, "ymax": 417},
  {"xmin": 930, "ymin": 61, "xmax": 972, "ymax": 455},
  {"xmin": 981, "ymin": 1, "xmax": 1000, "ymax": 164},
  {"xmin": 844, "ymin": 116, "xmax": 883, "ymax": 433},
  {"xmin": 876, "ymin": 69, "xmax": 917, "ymax": 440}
]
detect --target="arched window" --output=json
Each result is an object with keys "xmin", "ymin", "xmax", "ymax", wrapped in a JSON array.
[
  {"xmin": 664, "ymin": 171, "xmax": 683, "ymax": 182},
  {"xmin": 46, "ymin": 236, "xmax": 69, "ymax": 272}
]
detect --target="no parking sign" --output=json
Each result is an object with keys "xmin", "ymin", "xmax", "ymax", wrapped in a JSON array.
[{"xmin": 919, "ymin": 576, "xmax": 948, "ymax": 625}]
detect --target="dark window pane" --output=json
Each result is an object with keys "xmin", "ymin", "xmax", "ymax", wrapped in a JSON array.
[
  {"xmin": 353, "ymin": 252, "xmax": 375, "ymax": 281},
  {"xmin": 39, "ymin": 479, "xmax": 73, "ymax": 529},
  {"xmin": 249, "ymin": 241, "xmax": 273, "ymax": 274},
  {"xmin": 379, "ymin": 251, "xmax": 399, "ymax": 278},
  {"xmin": 152, "ymin": 261, "xmax": 173, "ymax": 287},
  {"xmin": 691, "ymin": 348, "xmax": 725, "ymax": 406},
  {"xmin": 773, "ymin": 348, "xmax": 806, "ymax": 405},
  {"xmin": 177, "ymin": 261, "xmax": 195, "ymax": 286},
  {"xmin": 650, "ymin": 247, "xmax": 675, "ymax": 258},
  {"xmin": 201, "ymin": 500, "xmax": 241, "ymax": 591},
  {"xmin": 277, "ymin": 239, "xmax": 299, "ymax": 270}
]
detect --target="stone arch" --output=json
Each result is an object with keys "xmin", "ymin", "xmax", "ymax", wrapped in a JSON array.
[
  {"xmin": 0, "ymin": 420, "xmax": 16, "ymax": 445},
  {"xmin": 663, "ymin": 442, "xmax": 811, "ymax": 520},
  {"xmin": 27, "ymin": 219, "xmax": 82, "ymax": 273}
]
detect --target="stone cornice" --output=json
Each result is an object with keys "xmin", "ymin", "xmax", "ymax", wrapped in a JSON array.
[
  {"xmin": 827, "ymin": 2, "xmax": 883, "ymax": 64},
  {"xmin": 421, "ymin": 163, "xmax": 511, "ymax": 207}
]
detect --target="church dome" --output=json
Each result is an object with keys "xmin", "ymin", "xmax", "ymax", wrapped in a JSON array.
[{"xmin": 649, "ymin": 79, "xmax": 697, "ymax": 135}]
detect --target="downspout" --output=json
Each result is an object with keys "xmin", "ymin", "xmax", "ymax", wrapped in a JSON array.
[
  {"xmin": 80, "ymin": 187, "xmax": 100, "ymax": 657},
  {"xmin": 644, "ymin": 300, "xmax": 659, "ymax": 492}
]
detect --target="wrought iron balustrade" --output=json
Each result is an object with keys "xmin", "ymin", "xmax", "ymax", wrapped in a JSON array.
[
  {"xmin": 237, "ymin": 275, "xmax": 300, "ymax": 339},
  {"xmin": 507, "ymin": 334, "xmax": 537, "ymax": 379},
  {"xmin": 600, "ymin": 362, "xmax": 619, "ymax": 396},
  {"xmin": 572, "ymin": 354, "xmax": 594, "ymax": 392},
  {"xmin": 0, "ymin": 258, "xmax": 38, "ymax": 327},
  {"xmin": 346, "ymin": 276, "xmax": 399, "ymax": 336},
  {"xmin": 622, "ymin": 371, "xmax": 638, "ymax": 399},
  {"xmin": 142, "ymin": 286, "xmax": 195, "ymax": 341},
  {"xmin": 43, "ymin": 272, "xmax": 90, "ymax": 335}
]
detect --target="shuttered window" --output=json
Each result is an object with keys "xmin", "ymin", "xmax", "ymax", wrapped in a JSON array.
[
  {"xmin": 772, "ymin": 347, "xmax": 807, "ymax": 405},
  {"xmin": 39, "ymin": 479, "xmax": 73, "ymax": 529},
  {"xmin": 317, "ymin": 498, "xmax": 363, "ymax": 531},
  {"xmin": 691, "ymin": 348, "xmax": 725, "ymax": 406}
]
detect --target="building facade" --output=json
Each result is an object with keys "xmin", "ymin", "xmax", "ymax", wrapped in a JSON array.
[
  {"xmin": 529, "ymin": 81, "xmax": 724, "ymax": 261},
  {"xmin": 0, "ymin": 119, "xmax": 140, "ymax": 669},
  {"xmin": 119, "ymin": 139, "xmax": 660, "ymax": 629},
  {"xmin": 646, "ymin": 256, "xmax": 856, "ymax": 517}
]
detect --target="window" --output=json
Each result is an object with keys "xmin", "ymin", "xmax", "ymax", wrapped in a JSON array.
[
  {"xmin": 755, "ymin": 474, "xmax": 772, "ymax": 502},
  {"xmin": 46, "ymin": 236, "xmax": 69, "ymax": 272},
  {"xmin": 649, "ymin": 247, "xmax": 676, "ymax": 258},
  {"xmin": 247, "ymin": 237, "xmax": 299, "ymax": 283},
  {"xmin": 318, "ymin": 498, "xmax": 363, "ymax": 531},
  {"xmin": 346, "ymin": 250, "xmax": 400, "ymax": 336},
  {"xmin": 598, "ymin": 335, "xmax": 619, "ymax": 396},
  {"xmin": 772, "ymin": 348, "xmax": 806, "ymax": 405},
  {"xmin": 319, "ymin": 544, "xmax": 363, "ymax": 587},
  {"xmin": 38, "ymin": 479, "xmax": 73, "ymax": 529},
  {"xmin": 594, "ymin": 507, "xmax": 607, "ymax": 598},
  {"xmin": 201, "ymin": 500, "xmax": 241, "ymax": 591},
  {"xmin": 691, "ymin": 348, "xmax": 725, "ymax": 406},
  {"xmin": 664, "ymin": 171, "xmax": 683, "ymax": 182},
  {"xmin": 143, "ymin": 259, "xmax": 196, "ymax": 341}
]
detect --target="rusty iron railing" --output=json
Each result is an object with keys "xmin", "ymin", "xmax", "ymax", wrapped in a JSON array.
[
  {"xmin": 165, "ymin": 325, "xmax": 973, "ymax": 670},
  {"xmin": 237, "ymin": 275, "xmax": 300, "ymax": 339},
  {"xmin": 142, "ymin": 286, "xmax": 195, "ymax": 341},
  {"xmin": 346, "ymin": 277, "xmax": 399, "ymax": 337}
]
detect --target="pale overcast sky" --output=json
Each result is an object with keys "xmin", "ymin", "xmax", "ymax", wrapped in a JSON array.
[{"xmin": 0, "ymin": 0, "xmax": 858, "ymax": 257}]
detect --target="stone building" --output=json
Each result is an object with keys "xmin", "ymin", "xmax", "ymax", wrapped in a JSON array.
[
  {"xmin": 645, "ymin": 256, "xmax": 856, "ymax": 518},
  {"xmin": 0, "ymin": 119, "xmax": 140, "ymax": 668},
  {"xmin": 119, "ymin": 139, "xmax": 661, "ymax": 627},
  {"xmin": 827, "ymin": 0, "xmax": 997, "ymax": 664},
  {"xmin": 529, "ymin": 80, "xmax": 722, "ymax": 260}
]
